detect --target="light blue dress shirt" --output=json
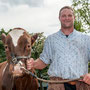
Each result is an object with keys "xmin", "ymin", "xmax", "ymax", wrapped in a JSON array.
[{"xmin": 40, "ymin": 29, "xmax": 90, "ymax": 79}]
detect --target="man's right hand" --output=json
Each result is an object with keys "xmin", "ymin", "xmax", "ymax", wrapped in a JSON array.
[
  {"xmin": 27, "ymin": 58, "xmax": 47, "ymax": 70},
  {"xmin": 26, "ymin": 58, "xmax": 34, "ymax": 70}
]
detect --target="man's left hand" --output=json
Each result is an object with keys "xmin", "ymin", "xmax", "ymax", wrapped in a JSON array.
[{"xmin": 83, "ymin": 73, "xmax": 90, "ymax": 85}]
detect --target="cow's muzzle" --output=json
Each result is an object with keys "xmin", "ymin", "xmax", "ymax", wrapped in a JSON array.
[{"xmin": 10, "ymin": 53, "xmax": 31, "ymax": 77}]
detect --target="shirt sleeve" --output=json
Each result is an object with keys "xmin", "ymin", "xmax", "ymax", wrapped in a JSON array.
[
  {"xmin": 87, "ymin": 35, "xmax": 90, "ymax": 62},
  {"xmin": 40, "ymin": 36, "xmax": 52, "ymax": 64}
]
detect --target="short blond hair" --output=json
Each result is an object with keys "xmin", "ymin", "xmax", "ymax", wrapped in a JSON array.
[{"xmin": 59, "ymin": 6, "xmax": 74, "ymax": 17}]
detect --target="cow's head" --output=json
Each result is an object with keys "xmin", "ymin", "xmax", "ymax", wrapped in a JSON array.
[{"xmin": 1, "ymin": 28, "xmax": 38, "ymax": 77}]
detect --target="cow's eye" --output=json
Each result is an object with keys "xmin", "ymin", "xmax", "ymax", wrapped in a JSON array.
[
  {"xmin": 27, "ymin": 45, "xmax": 31, "ymax": 48},
  {"xmin": 5, "ymin": 45, "xmax": 8, "ymax": 49}
]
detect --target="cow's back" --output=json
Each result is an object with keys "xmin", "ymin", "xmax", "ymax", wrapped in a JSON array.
[{"xmin": 0, "ymin": 61, "xmax": 7, "ymax": 90}]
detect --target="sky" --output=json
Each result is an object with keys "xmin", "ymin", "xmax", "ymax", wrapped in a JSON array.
[{"xmin": 0, "ymin": 0, "xmax": 72, "ymax": 36}]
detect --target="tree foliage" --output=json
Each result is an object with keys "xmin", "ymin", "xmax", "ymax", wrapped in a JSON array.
[
  {"xmin": 31, "ymin": 33, "xmax": 49, "ymax": 79},
  {"xmin": 72, "ymin": 0, "xmax": 90, "ymax": 32},
  {"xmin": 31, "ymin": 32, "xmax": 46, "ymax": 59},
  {"xmin": 0, "ymin": 28, "xmax": 8, "ymax": 63}
]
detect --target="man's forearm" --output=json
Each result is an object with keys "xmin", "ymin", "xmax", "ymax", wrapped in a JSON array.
[{"xmin": 33, "ymin": 58, "xmax": 47, "ymax": 70}]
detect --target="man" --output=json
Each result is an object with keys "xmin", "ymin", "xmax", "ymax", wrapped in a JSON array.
[{"xmin": 27, "ymin": 6, "xmax": 90, "ymax": 90}]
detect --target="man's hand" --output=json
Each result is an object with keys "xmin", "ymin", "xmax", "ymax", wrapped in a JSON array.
[
  {"xmin": 83, "ymin": 73, "xmax": 90, "ymax": 85},
  {"xmin": 26, "ymin": 58, "xmax": 34, "ymax": 70},
  {"xmin": 26, "ymin": 58, "xmax": 47, "ymax": 70}
]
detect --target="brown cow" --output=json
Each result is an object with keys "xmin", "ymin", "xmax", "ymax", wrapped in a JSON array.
[{"xmin": 0, "ymin": 28, "xmax": 39, "ymax": 90}]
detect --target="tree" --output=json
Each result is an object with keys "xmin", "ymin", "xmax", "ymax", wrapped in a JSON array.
[
  {"xmin": 72, "ymin": 0, "xmax": 90, "ymax": 32},
  {"xmin": 31, "ymin": 32, "xmax": 46, "ymax": 59},
  {"xmin": 0, "ymin": 28, "xmax": 9, "ymax": 63}
]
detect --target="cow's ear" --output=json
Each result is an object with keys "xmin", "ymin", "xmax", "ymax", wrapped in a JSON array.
[
  {"xmin": 1, "ymin": 33, "xmax": 6, "ymax": 44},
  {"xmin": 31, "ymin": 34, "xmax": 38, "ymax": 45}
]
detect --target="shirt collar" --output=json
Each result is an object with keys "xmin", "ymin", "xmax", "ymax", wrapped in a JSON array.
[{"xmin": 59, "ymin": 29, "xmax": 77, "ymax": 38}]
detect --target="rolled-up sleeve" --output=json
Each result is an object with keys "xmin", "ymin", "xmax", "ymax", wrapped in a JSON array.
[
  {"xmin": 40, "ymin": 36, "xmax": 52, "ymax": 64},
  {"xmin": 87, "ymin": 36, "xmax": 90, "ymax": 62}
]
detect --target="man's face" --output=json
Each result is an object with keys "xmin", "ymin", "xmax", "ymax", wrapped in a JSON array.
[{"xmin": 59, "ymin": 8, "xmax": 75, "ymax": 29}]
